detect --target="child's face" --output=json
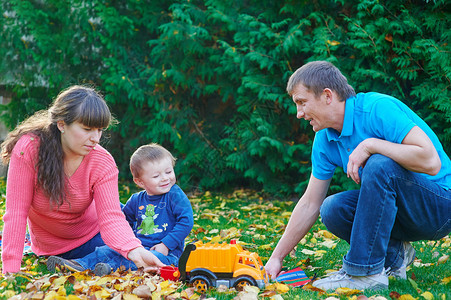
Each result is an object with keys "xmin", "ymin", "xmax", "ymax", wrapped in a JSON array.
[{"xmin": 134, "ymin": 157, "xmax": 176, "ymax": 196}]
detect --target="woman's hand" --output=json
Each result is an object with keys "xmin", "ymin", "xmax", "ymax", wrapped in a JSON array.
[
  {"xmin": 128, "ymin": 247, "xmax": 165, "ymax": 272},
  {"xmin": 150, "ymin": 243, "xmax": 169, "ymax": 256}
]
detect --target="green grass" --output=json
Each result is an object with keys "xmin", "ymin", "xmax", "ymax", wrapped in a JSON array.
[{"xmin": 0, "ymin": 179, "xmax": 450, "ymax": 299}]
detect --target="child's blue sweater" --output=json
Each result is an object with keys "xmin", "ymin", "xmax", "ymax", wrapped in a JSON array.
[{"xmin": 122, "ymin": 184, "xmax": 194, "ymax": 258}]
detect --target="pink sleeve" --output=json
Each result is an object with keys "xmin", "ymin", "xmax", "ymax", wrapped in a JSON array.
[
  {"xmin": 1, "ymin": 137, "xmax": 37, "ymax": 273},
  {"xmin": 91, "ymin": 153, "xmax": 142, "ymax": 258}
]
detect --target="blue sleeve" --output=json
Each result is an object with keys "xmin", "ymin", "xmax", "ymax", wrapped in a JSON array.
[
  {"xmin": 160, "ymin": 187, "xmax": 194, "ymax": 251},
  {"xmin": 369, "ymin": 99, "xmax": 415, "ymax": 144},
  {"xmin": 311, "ymin": 131, "xmax": 337, "ymax": 180}
]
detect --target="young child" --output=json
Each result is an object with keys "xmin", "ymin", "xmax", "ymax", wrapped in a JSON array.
[{"xmin": 47, "ymin": 143, "xmax": 194, "ymax": 276}]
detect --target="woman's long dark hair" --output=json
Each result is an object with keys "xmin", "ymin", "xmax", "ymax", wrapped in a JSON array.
[{"xmin": 1, "ymin": 85, "xmax": 112, "ymax": 207}]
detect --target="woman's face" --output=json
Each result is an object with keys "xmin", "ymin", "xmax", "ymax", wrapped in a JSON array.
[{"xmin": 59, "ymin": 121, "xmax": 103, "ymax": 158}]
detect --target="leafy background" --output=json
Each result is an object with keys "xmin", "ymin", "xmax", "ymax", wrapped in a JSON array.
[{"xmin": 0, "ymin": 0, "xmax": 450, "ymax": 196}]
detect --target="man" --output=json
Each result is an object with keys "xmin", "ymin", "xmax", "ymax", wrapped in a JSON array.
[{"xmin": 264, "ymin": 61, "xmax": 451, "ymax": 290}]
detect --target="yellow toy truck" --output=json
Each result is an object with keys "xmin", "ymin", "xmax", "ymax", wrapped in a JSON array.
[{"xmin": 178, "ymin": 239, "xmax": 269, "ymax": 293}]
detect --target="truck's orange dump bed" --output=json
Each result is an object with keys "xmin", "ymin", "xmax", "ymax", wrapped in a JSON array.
[{"xmin": 185, "ymin": 240, "xmax": 243, "ymax": 273}]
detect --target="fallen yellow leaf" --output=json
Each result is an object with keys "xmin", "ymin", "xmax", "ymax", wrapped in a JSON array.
[
  {"xmin": 1, "ymin": 290, "xmax": 16, "ymax": 299},
  {"xmin": 94, "ymin": 288, "xmax": 111, "ymax": 299},
  {"xmin": 209, "ymin": 235, "xmax": 222, "ymax": 243},
  {"xmin": 441, "ymin": 276, "xmax": 451, "ymax": 284},
  {"xmin": 266, "ymin": 282, "xmax": 289, "ymax": 294},
  {"xmin": 258, "ymin": 244, "xmax": 273, "ymax": 250},
  {"xmin": 399, "ymin": 295, "xmax": 416, "ymax": 300},
  {"xmin": 51, "ymin": 276, "xmax": 67, "ymax": 288},
  {"xmin": 318, "ymin": 230, "xmax": 335, "ymax": 239},
  {"xmin": 56, "ymin": 285, "xmax": 67, "ymax": 296},
  {"xmin": 43, "ymin": 291, "xmax": 65, "ymax": 300},
  {"xmin": 421, "ymin": 291, "xmax": 434, "ymax": 300},
  {"xmin": 302, "ymin": 283, "xmax": 326, "ymax": 294},
  {"xmin": 67, "ymin": 295, "xmax": 83, "ymax": 300},
  {"xmin": 335, "ymin": 287, "xmax": 362, "ymax": 295},
  {"xmin": 123, "ymin": 293, "xmax": 142, "ymax": 300}
]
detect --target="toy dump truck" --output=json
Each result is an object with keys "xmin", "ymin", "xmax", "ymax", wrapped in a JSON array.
[{"xmin": 177, "ymin": 240, "xmax": 269, "ymax": 293}]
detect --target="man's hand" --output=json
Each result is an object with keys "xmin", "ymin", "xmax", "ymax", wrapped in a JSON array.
[
  {"xmin": 347, "ymin": 138, "xmax": 373, "ymax": 184},
  {"xmin": 150, "ymin": 243, "xmax": 169, "ymax": 256},
  {"xmin": 264, "ymin": 257, "xmax": 283, "ymax": 280},
  {"xmin": 265, "ymin": 176, "xmax": 330, "ymax": 281},
  {"xmin": 347, "ymin": 126, "xmax": 442, "ymax": 184},
  {"xmin": 128, "ymin": 247, "xmax": 165, "ymax": 272}
]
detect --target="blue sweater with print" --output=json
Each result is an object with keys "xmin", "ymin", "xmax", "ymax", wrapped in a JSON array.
[{"xmin": 122, "ymin": 184, "xmax": 194, "ymax": 258}]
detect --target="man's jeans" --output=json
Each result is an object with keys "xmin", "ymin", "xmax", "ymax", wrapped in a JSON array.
[
  {"xmin": 75, "ymin": 245, "xmax": 179, "ymax": 272},
  {"xmin": 320, "ymin": 154, "xmax": 451, "ymax": 276}
]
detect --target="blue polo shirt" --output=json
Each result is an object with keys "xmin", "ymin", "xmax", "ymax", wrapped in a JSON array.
[{"xmin": 312, "ymin": 92, "xmax": 451, "ymax": 190}]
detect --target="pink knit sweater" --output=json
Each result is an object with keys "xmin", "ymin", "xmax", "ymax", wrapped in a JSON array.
[{"xmin": 1, "ymin": 134, "xmax": 142, "ymax": 273}]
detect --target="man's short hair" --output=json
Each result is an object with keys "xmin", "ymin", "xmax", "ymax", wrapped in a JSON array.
[
  {"xmin": 130, "ymin": 143, "xmax": 176, "ymax": 178},
  {"xmin": 287, "ymin": 61, "xmax": 356, "ymax": 101}
]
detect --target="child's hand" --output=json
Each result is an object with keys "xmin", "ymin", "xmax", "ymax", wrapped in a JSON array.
[{"xmin": 150, "ymin": 243, "xmax": 169, "ymax": 256}]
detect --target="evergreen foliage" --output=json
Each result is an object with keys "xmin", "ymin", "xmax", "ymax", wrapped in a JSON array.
[{"xmin": 0, "ymin": 0, "xmax": 449, "ymax": 196}]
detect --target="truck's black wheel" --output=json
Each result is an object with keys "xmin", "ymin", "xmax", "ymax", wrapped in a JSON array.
[
  {"xmin": 233, "ymin": 276, "xmax": 257, "ymax": 291},
  {"xmin": 190, "ymin": 275, "xmax": 211, "ymax": 293}
]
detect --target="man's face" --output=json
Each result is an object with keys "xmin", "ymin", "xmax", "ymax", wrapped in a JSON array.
[{"xmin": 291, "ymin": 84, "xmax": 328, "ymax": 132}]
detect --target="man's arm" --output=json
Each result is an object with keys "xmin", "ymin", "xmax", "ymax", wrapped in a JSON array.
[
  {"xmin": 347, "ymin": 126, "xmax": 441, "ymax": 184},
  {"xmin": 265, "ymin": 175, "xmax": 331, "ymax": 279}
]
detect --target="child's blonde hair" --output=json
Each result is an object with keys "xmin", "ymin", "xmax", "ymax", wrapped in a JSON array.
[{"xmin": 130, "ymin": 143, "xmax": 176, "ymax": 178}]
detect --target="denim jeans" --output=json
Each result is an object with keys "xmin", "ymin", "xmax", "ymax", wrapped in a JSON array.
[
  {"xmin": 75, "ymin": 245, "xmax": 179, "ymax": 272},
  {"xmin": 58, "ymin": 232, "xmax": 106, "ymax": 259},
  {"xmin": 320, "ymin": 154, "xmax": 451, "ymax": 276}
]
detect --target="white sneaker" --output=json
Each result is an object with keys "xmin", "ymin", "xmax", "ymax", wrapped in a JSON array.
[
  {"xmin": 312, "ymin": 268, "xmax": 388, "ymax": 291},
  {"xmin": 386, "ymin": 241, "xmax": 415, "ymax": 280}
]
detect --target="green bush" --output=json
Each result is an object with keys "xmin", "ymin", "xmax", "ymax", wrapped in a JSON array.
[{"xmin": 0, "ymin": 0, "xmax": 449, "ymax": 196}]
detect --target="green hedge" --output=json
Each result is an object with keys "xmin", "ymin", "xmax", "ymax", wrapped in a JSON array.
[{"xmin": 1, "ymin": 0, "xmax": 450, "ymax": 196}]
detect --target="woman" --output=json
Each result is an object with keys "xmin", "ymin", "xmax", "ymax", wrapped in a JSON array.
[{"xmin": 1, "ymin": 85, "xmax": 164, "ymax": 274}]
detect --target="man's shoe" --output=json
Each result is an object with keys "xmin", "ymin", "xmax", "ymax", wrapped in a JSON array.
[
  {"xmin": 312, "ymin": 268, "xmax": 388, "ymax": 291},
  {"xmin": 386, "ymin": 241, "xmax": 415, "ymax": 280},
  {"xmin": 94, "ymin": 263, "xmax": 112, "ymax": 276},
  {"xmin": 47, "ymin": 256, "xmax": 84, "ymax": 273}
]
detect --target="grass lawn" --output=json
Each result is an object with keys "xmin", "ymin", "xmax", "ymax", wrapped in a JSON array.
[{"xmin": 0, "ymin": 179, "xmax": 450, "ymax": 299}]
